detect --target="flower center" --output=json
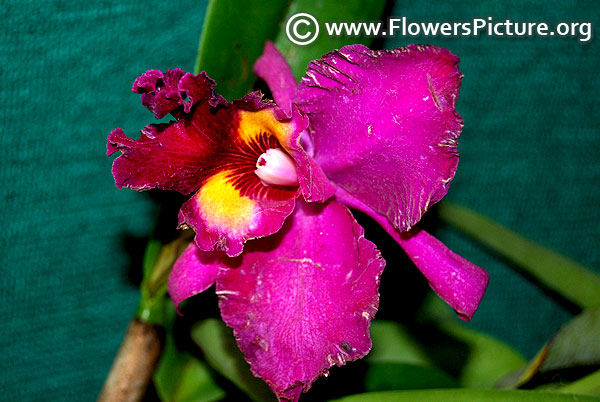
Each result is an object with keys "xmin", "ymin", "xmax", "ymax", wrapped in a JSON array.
[{"xmin": 254, "ymin": 148, "xmax": 299, "ymax": 187}]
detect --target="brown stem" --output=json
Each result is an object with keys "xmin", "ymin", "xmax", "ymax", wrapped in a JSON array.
[{"xmin": 98, "ymin": 318, "xmax": 163, "ymax": 402}]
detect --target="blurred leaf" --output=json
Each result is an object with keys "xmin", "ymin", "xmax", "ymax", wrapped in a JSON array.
[
  {"xmin": 137, "ymin": 231, "xmax": 193, "ymax": 324},
  {"xmin": 498, "ymin": 307, "xmax": 600, "ymax": 389},
  {"xmin": 154, "ymin": 331, "xmax": 224, "ymax": 402},
  {"xmin": 437, "ymin": 202, "xmax": 600, "ymax": 308},
  {"xmin": 558, "ymin": 369, "xmax": 600, "ymax": 396},
  {"xmin": 191, "ymin": 319, "xmax": 275, "ymax": 402},
  {"xmin": 274, "ymin": 0, "xmax": 387, "ymax": 79},
  {"xmin": 142, "ymin": 239, "xmax": 163, "ymax": 282},
  {"xmin": 367, "ymin": 320, "xmax": 430, "ymax": 366},
  {"xmin": 416, "ymin": 294, "xmax": 527, "ymax": 388},
  {"xmin": 439, "ymin": 320, "xmax": 527, "ymax": 388},
  {"xmin": 330, "ymin": 389, "xmax": 600, "ymax": 402},
  {"xmin": 145, "ymin": 230, "xmax": 193, "ymax": 297},
  {"xmin": 195, "ymin": 0, "xmax": 292, "ymax": 100},
  {"xmin": 365, "ymin": 363, "xmax": 458, "ymax": 392}
]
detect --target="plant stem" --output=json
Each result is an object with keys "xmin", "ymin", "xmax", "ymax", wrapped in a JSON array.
[{"xmin": 98, "ymin": 319, "xmax": 163, "ymax": 402}]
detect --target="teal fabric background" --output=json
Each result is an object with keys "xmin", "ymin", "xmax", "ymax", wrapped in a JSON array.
[{"xmin": 1, "ymin": 0, "xmax": 598, "ymax": 400}]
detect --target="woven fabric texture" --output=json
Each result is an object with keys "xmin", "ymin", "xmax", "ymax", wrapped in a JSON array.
[{"xmin": 1, "ymin": 0, "xmax": 598, "ymax": 400}]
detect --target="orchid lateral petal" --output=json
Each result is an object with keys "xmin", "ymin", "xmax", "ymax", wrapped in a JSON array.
[
  {"xmin": 254, "ymin": 41, "xmax": 298, "ymax": 115},
  {"xmin": 336, "ymin": 188, "xmax": 488, "ymax": 320},
  {"xmin": 398, "ymin": 228, "xmax": 489, "ymax": 321},
  {"xmin": 296, "ymin": 44, "xmax": 463, "ymax": 231},
  {"xmin": 167, "ymin": 242, "xmax": 220, "ymax": 311},
  {"xmin": 217, "ymin": 200, "xmax": 385, "ymax": 401}
]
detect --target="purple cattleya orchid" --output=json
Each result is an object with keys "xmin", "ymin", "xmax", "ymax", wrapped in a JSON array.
[{"xmin": 107, "ymin": 42, "xmax": 488, "ymax": 401}]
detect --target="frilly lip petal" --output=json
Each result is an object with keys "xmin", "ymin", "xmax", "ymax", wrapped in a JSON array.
[
  {"xmin": 296, "ymin": 44, "xmax": 463, "ymax": 231},
  {"xmin": 107, "ymin": 121, "xmax": 212, "ymax": 194},
  {"xmin": 217, "ymin": 200, "xmax": 385, "ymax": 400},
  {"xmin": 109, "ymin": 69, "xmax": 335, "ymax": 257},
  {"xmin": 133, "ymin": 68, "xmax": 226, "ymax": 119},
  {"xmin": 177, "ymin": 179, "xmax": 296, "ymax": 257}
]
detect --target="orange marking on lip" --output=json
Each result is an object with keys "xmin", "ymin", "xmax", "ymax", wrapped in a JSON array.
[{"xmin": 237, "ymin": 108, "xmax": 294, "ymax": 149}]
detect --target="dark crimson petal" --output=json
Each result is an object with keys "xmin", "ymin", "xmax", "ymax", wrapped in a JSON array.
[
  {"xmin": 253, "ymin": 41, "xmax": 297, "ymax": 115},
  {"xmin": 336, "ymin": 188, "xmax": 488, "ymax": 320},
  {"xmin": 133, "ymin": 69, "xmax": 225, "ymax": 119},
  {"xmin": 296, "ymin": 44, "xmax": 463, "ymax": 231},
  {"xmin": 168, "ymin": 242, "xmax": 220, "ymax": 310},
  {"xmin": 217, "ymin": 200, "xmax": 385, "ymax": 400},
  {"xmin": 107, "ymin": 117, "xmax": 219, "ymax": 194},
  {"xmin": 108, "ymin": 70, "xmax": 235, "ymax": 194}
]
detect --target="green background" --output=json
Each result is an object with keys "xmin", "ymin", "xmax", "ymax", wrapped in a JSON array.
[{"xmin": 1, "ymin": 0, "xmax": 598, "ymax": 400}]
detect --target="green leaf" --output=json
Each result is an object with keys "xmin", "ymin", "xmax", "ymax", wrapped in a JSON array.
[
  {"xmin": 437, "ymin": 202, "xmax": 600, "ymax": 309},
  {"xmin": 365, "ymin": 363, "xmax": 458, "ymax": 392},
  {"xmin": 137, "ymin": 231, "xmax": 193, "ymax": 324},
  {"xmin": 367, "ymin": 320, "xmax": 431, "ymax": 366},
  {"xmin": 142, "ymin": 239, "xmax": 163, "ymax": 282},
  {"xmin": 195, "ymin": 0, "xmax": 292, "ymax": 100},
  {"xmin": 414, "ymin": 295, "xmax": 527, "ymax": 388},
  {"xmin": 191, "ymin": 319, "xmax": 275, "ymax": 402},
  {"xmin": 498, "ymin": 307, "xmax": 600, "ymax": 389},
  {"xmin": 438, "ymin": 320, "xmax": 527, "ymax": 388},
  {"xmin": 558, "ymin": 369, "xmax": 600, "ymax": 396},
  {"xmin": 154, "ymin": 332, "xmax": 224, "ymax": 402},
  {"xmin": 195, "ymin": 0, "xmax": 386, "ymax": 101},
  {"xmin": 330, "ymin": 389, "xmax": 600, "ymax": 402},
  {"xmin": 274, "ymin": 0, "xmax": 387, "ymax": 79}
]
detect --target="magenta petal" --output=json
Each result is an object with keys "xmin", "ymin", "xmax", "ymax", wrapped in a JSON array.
[
  {"xmin": 296, "ymin": 44, "xmax": 463, "ymax": 231},
  {"xmin": 133, "ymin": 69, "xmax": 225, "ymax": 119},
  {"xmin": 398, "ymin": 228, "xmax": 489, "ymax": 320},
  {"xmin": 217, "ymin": 200, "xmax": 385, "ymax": 400},
  {"xmin": 168, "ymin": 242, "xmax": 220, "ymax": 310},
  {"xmin": 336, "ymin": 188, "xmax": 488, "ymax": 320},
  {"xmin": 253, "ymin": 42, "xmax": 297, "ymax": 115}
]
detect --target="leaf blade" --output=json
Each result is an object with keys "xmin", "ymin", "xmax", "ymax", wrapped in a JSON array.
[
  {"xmin": 191, "ymin": 318, "xmax": 276, "ymax": 402},
  {"xmin": 195, "ymin": 0, "xmax": 293, "ymax": 100},
  {"xmin": 274, "ymin": 0, "xmax": 387, "ymax": 79},
  {"xmin": 154, "ymin": 333, "xmax": 224, "ymax": 402},
  {"xmin": 330, "ymin": 389, "xmax": 600, "ymax": 402}
]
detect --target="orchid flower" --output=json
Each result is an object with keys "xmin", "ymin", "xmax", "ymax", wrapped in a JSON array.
[{"xmin": 107, "ymin": 42, "xmax": 488, "ymax": 401}]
